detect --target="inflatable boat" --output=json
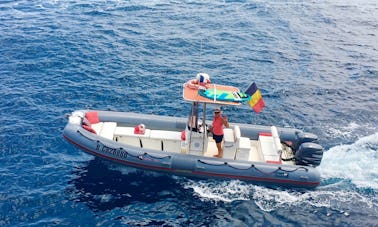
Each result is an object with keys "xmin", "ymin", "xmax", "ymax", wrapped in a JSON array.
[{"xmin": 63, "ymin": 76, "xmax": 324, "ymax": 189}]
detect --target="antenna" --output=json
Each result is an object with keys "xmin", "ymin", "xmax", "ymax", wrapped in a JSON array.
[{"xmin": 200, "ymin": 38, "xmax": 203, "ymax": 72}]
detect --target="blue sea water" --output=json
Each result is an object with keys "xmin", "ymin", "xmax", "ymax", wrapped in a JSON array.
[{"xmin": 1, "ymin": 0, "xmax": 377, "ymax": 226}]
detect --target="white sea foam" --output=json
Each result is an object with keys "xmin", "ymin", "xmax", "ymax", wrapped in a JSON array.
[
  {"xmin": 182, "ymin": 180, "xmax": 327, "ymax": 210},
  {"xmin": 326, "ymin": 122, "xmax": 360, "ymax": 138},
  {"xmin": 106, "ymin": 163, "xmax": 140, "ymax": 175},
  {"xmin": 106, "ymin": 162, "xmax": 165, "ymax": 178},
  {"xmin": 324, "ymin": 122, "xmax": 377, "ymax": 142},
  {"xmin": 180, "ymin": 133, "xmax": 378, "ymax": 213},
  {"xmin": 103, "ymin": 132, "xmax": 378, "ymax": 212},
  {"xmin": 319, "ymin": 132, "xmax": 378, "ymax": 190},
  {"xmin": 182, "ymin": 178, "xmax": 377, "ymax": 214},
  {"xmin": 182, "ymin": 180, "xmax": 251, "ymax": 203},
  {"xmin": 93, "ymin": 194, "xmax": 113, "ymax": 203},
  {"xmin": 253, "ymin": 185, "xmax": 376, "ymax": 212}
]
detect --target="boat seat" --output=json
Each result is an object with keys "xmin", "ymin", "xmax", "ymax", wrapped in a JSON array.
[
  {"xmin": 186, "ymin": 128, "xmax": 207, "ymax": 156},
  {"xmin": 271, "ymin": 126, "xmax": 283, "ymax": 154},
  {"xmin": 149, "ymin": 130, "xmax": 182, "ymax": 153},
  {"xmin": 114, "ymin": 127, "xmax": 151, "ymax": 147},
  {"xmin": 205, "ymin": 138, "xmax": 218, "ymax": 157},
  {"xmin": 223, "ymin": 128, "xmax": 236, "ymax": 159},
  {"xmin": 220, "ymin": 125, "xmax": 247, "ymax": 160},
  {"xmin": 234, "ymin": 125, "xmax": 241, "ymax": 141},
  {"xmin": 235, "ymin": 137, "xmax": 251, "ymax": 161},
  {"xmin": 99, "ymin": 122, "xmax": 117, "ymax": 140},
  {"xmin": 258, "ymin": 127, "xmax": 282, "ymax": 164},
  {"xmin": 232, "ymin": 125, "xmax": 254, "ymax": 161},
  {"xmin": 91, "ymin": 122, "xmax": 104, "ymax": 135},
  {"xmin": 248, "ymin": 140, "xmax": 264, "ymax": 162},
  {"xmin": 114, "ymin": 127, "xmax": 151, "ymax": 137}
]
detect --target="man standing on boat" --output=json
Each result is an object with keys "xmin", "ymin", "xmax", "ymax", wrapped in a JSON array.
[{"xmin": 211, "ymin": 108, "xmax": 229, "ymax": 158}]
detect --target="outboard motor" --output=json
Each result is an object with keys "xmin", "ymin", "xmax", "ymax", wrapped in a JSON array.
[
  {"xmin": 295, "ymin": 142, "xmax": 323, "ymax": 167},
  {"xmin": 293, "ymin": 132, "xmax": 318, "ymax": 150}
]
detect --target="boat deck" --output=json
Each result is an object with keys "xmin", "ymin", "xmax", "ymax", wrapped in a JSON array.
[{"xmin": 90, "ymin": 121, "xmax": 295, "ymax": 165}]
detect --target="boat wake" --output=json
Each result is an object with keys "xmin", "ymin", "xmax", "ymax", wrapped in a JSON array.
[
  {"xmin": 180, "ymin": 132, "xmax": 378, "ymax": 213},
  {"xmin": 181, "ymin": 179, "xmax": 251, "ymax": 203},
  {"xmin": 79, "ymin": 132, "xmax": 376, "ymax": 214},
  {"xmin": 319, "ymin": 132, "xmax": 378, "ymax": 190}
]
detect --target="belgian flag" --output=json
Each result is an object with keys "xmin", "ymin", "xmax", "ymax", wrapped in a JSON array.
[{"xmin": 245, "ymin": 82, "xmax": 265, "ymax": 113}]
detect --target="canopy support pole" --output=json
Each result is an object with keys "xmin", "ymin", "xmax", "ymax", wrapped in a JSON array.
[{"xmin": 202, "ymin": 103, "xmax": 207, "ymax": 152}]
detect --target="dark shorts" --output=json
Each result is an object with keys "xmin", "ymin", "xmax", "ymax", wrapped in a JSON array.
[{"xmin": 213, "ymin": 134, "xmax": 224, "ymax": 143}]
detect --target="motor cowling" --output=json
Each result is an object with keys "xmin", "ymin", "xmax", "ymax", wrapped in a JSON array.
[
  {"xmin": 293, "ymin": 132, "xmax": 318, "ymax": 150},
  {"xmin": 295, "ymin": 142, "xmax": 323, "ymax": 167}
]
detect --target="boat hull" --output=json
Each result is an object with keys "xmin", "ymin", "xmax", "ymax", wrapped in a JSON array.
[{"xmin": 63, "ymin": 110, "xmax": 321, "ymax": 189}]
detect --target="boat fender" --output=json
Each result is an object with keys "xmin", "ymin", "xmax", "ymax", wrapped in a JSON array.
[
  {"xmin": 181, "ymin": 130, "xmax": 186, "ymax": 140},
  {"xmin": 134, "ymin": 124, "xmax": 146, "ymax": 135}
]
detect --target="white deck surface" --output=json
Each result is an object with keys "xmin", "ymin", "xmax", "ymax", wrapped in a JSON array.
[{"xmin": 97, "ymin": 124, "xmax": 293, "ymax": 163}]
